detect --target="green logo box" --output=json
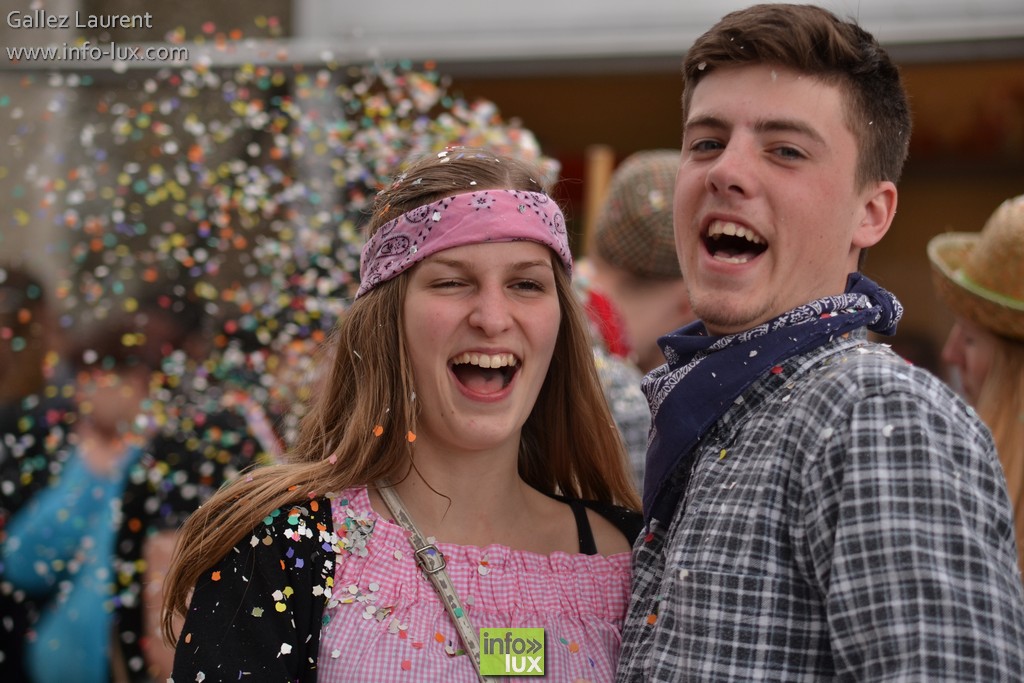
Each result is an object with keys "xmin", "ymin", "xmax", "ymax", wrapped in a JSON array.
[{"xmin": 479, "ymin": 627, "xmax": 545, "ymax": 676}]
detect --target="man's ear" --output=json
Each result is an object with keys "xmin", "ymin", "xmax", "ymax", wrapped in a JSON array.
[{"xmin": 853, "ymin": 180, "xmax": 897, "ymax": 249}]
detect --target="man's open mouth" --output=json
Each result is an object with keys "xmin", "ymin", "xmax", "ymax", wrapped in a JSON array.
[
  {"xmin": 704, "ymin": 220, "xmax": 767, "ymax": 264},
  {"xmin": 450, "ymin": 352, "xmax": 520, "ymax": 394}
]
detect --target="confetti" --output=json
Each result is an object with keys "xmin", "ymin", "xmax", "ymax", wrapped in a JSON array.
[{"xmin": 0, "ymin": 36, "xmax": 561, "ymax": 678}]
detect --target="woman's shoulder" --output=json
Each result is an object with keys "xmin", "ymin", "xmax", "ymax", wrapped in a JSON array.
[
  {"xmin": 241, "ymin": 496, "xmax": 338, "ymax": 576},
  {"xmin": 550, "ymin": 493, "xmax": 643, "ymax": 552},
  {"xmin": 257, "ymin": 495, "xmax": 336, "ymax": 543},
  {"xmin": 581, "ymin": 500, "xmax": 643, "ymax": 547}
]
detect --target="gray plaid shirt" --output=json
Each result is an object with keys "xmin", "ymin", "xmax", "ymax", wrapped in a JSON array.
[{"xmin": 618, "ymin": 335, "xmax": 1024, "ymax": 681}]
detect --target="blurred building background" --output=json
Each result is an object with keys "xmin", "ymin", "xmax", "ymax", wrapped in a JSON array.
[{"xmin": 2, "ymin": 0, "xmax": 1023, "ymax": 374}]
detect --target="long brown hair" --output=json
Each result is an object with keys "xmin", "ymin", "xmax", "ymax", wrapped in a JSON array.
[
  {"xmin": 162, "ymin": 149, "xmax": 640, "ymax": 643},
  {"xmin": 976, "ymin": 335, "xmax": 1024, "ymax": 575}
]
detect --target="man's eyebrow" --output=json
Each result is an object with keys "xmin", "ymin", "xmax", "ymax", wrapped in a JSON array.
[
  {"xmin": 684, "ymin": 114, "xmax": 825, "ymax": 145},
  {"xmin": 683, "ymin": 114, "xmax": 728, "ymax": 134},
  {"xmin": 753, "ymin": 117, "xmax": 825, "ymax": 145}
]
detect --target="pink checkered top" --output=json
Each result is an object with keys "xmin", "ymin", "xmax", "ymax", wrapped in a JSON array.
[{"xmin": 317, "ymin": 486, "xmax": 632, "ymax": 682}]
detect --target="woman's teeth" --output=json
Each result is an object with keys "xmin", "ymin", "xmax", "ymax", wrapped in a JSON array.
[{"xmin": 450, "ymin": 352, "xmax": 518, "ymax": 369}]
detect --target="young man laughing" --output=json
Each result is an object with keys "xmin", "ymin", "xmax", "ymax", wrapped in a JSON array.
[{"xmin": 617, "ymin": 4, "xmax": 1024, "ymax": 681}]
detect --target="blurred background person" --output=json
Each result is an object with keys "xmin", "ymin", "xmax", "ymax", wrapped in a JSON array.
[
  {"xmin": 929, "ymin": 193, "xmax": 1024, "ymax": 576},
  {"xmin": 0, "ymin": 271, "xmax": 275, "ymax": 683},
  {"xmin": 111, "ymin": 279, "xmax": 275, "ymax": 683},
  {"xmin": 581, "ymin": 150, "xmax": 694, "ymax": 375},
  {"xmin": 586, "ymin": 336, "xmax": 650, "ymax": 490},
  {"xmin": 2, "ymin": 315, "xmax": 156, "ymax": 683},
  {"xmin": 575, "ymin": 150, "xmax": 695, "ymax": 487},
  {"xmin": 0, "ymin": 265, "xmax": 58, "ymax": 412},
  {"xmin": 0, "ymin": 263, "xmax": 73, "ymax": 683},
  {"xmin": 0, "ymin": 264, "xmax": 72, "ymax": 515}
]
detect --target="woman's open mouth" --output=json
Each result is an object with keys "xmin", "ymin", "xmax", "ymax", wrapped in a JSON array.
[{"xmin": 449, "ymin": 352, "xmax": 520, "ymax": 395}]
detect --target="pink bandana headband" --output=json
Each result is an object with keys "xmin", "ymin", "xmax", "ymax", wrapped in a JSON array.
[{"xmin": 356, "ymin": 190, "xmax": 572, "ymax": 298}]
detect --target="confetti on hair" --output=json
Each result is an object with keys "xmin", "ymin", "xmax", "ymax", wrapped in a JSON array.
[
  {"xmin": 372, "ymin": 424, "xmax": 384, "ymax": 437},
  {"xmin": 406, "ymin": 431, "xmax": 416, "ymax": 443}
]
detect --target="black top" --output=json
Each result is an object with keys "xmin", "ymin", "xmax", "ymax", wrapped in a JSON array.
[{"xmin": 555, "ymin": 495, "xmax": 644, "ymax": 554}]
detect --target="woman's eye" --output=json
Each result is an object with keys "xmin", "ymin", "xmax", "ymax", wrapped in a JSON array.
[{"xmin": 512, "ymin": 280, "xmax": 545, "ymax": 292}]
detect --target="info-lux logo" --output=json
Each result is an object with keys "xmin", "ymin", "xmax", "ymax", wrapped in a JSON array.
[{"xmin": 479, "ymin": 628, "xmax": 545, "ymax": 676}]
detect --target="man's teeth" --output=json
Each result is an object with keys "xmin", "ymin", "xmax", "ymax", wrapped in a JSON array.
[
  {"xmin": 707, "ymin": 221, "xmax": 765, "ymax": 245},
  {"xmin": 451, "ymin": 352, "xmax": 518, "ymax": 369}
]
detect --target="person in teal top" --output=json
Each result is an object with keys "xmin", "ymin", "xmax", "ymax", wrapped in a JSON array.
[
  {"xmin": 5, "ymin": 444, "xmax": 144, "ymax": 683},
  {"xmin": 2, "ymin": 316, "xmax": 155, "ymax": 683}
]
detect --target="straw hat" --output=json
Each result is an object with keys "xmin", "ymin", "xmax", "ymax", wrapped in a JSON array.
[
  {"xmin": 927, "ymin": 194, "xmax": 1024, "ymax": 341},
  {"xmin": 593, "ymin": 150, "xmax": 682, "ymax": 280}
]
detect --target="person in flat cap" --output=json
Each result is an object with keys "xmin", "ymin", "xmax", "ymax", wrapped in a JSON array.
[
  {"xmin": 929, "ymin": 194, "xmax": 1024, "ymax": 576},
  {"xmin": 584, "ymin": 150, "xmax": 694, "ymax": 375}
]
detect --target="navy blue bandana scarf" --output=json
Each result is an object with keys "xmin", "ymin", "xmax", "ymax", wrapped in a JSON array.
[{"xmin": 641, "ymin": 273, "xmax": 903, "ymax": 524}]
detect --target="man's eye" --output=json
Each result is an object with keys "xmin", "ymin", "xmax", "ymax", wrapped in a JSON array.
[
  {"xmin": 691, "ymin": 139, "xmax": 723, "ymax": 153},
  {"xmin": 774, "ymin": 146, "xmax": 805, "ymax": 160}
]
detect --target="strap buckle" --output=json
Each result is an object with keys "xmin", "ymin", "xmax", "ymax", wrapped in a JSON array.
[{"xmin": 414, "ymin": 544, "xmax": 447, "ymax": 574}]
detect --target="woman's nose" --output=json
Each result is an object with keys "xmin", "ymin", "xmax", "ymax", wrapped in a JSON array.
[
  {"xmin": 941, "ymin": 322, "xmax": 965, "ymax": 367},
  {"xmin": 467, "ymin": 286, "xmax": 513, "ymax": 336}
]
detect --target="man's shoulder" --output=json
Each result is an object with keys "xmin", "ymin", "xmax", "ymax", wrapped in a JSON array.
[
  {"xmin": 796, "ymin": 339, "xmax": 956, "ymax": 403},
  {"xmin": 762, "ymin": 338, "xmax": 985, "ymax": 441}
]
